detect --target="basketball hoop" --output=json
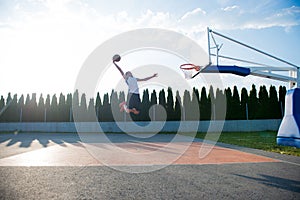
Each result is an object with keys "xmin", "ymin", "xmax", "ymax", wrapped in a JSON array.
[{"xmin": 180, "ymin": 64, "xmax": 201, "ymax": 79}]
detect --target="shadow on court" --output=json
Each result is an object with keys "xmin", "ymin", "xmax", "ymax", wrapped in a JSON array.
[
  {"xmin": 234, "ymin": 173, "xmax": 300, "ymax": 193},
  {"xmin": 0, "ymin": 132, "xmax": 299, "ymax": 199},
  {"xmin": 0, "ymin": 132, "xmax": 81, "ymax": 148},
  {"xmin": 0, "ymin": 132, "xmax": 197, "ymax": 149}
]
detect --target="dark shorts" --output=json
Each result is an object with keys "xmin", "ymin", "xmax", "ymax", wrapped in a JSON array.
[{"xmin": 128, "ymin": 93, "xmax": 141, "ymax": 110}]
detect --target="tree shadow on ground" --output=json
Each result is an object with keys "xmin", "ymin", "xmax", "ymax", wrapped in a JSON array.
[
  {"xmin": 0, "ymin": 132, "xmax": 82, "ymax": 148},
  {"xmin": 0, "ymin": 132, "xmax": 196, "ymax": 149},
  {"xmin": 234, "ymin": 173, "xmax": 300, "ymax": 193}
]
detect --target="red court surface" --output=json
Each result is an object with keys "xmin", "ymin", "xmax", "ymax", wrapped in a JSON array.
[{"xmin": 0, "ymin": 140, "xmax": 278, "ymax": 166}]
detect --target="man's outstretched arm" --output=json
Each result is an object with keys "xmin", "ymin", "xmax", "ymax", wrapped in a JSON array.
[
  {"xmin": 137, "ymin": 73, "xmax": 158, "ymax": 82},
  {"xmin": 113, "ymin": 61, "xmax": 125, "ymax": 77}
]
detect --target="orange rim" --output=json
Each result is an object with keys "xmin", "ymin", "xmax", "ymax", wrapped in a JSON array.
[
  {"xmin": 180, "ymin": 63, "xmax": 198, "ymax": 70},
  {"xmin": 180, "ymin": 64, "xmax": 202, "ymax": 72}
]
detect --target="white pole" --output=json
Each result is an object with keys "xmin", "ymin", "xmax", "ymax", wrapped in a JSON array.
[
  {"xmin": 207, "ymin": 27, "xmax": 212, "ymax": 65},
  {"xmin": 216, "ymin": 45, "xmax": 219, "ymax": 66}
]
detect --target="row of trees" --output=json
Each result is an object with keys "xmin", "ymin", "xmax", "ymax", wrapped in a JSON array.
[{"xmin": 0, "ymin": 84, "xmax": 286, "ymax": 122}]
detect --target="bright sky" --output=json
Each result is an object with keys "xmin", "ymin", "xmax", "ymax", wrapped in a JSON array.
[{"xmin": 1, "ymin": 0, "xmax": 300, "ymax": 98}]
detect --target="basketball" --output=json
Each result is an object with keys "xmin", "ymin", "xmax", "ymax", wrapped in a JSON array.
[{"xmin": 113, "ymin": 54, "xmax": 121, "ymax": 62}]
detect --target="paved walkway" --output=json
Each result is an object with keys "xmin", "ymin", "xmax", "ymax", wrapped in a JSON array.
[{"xmin": 0, "ymin": 132, "xmax": 299, "ymax": 199}]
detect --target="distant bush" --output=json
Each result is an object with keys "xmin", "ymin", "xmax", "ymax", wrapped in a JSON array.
[{"xmin": 0, "ymin": 85, "xmax": 286, "ymax": 122}]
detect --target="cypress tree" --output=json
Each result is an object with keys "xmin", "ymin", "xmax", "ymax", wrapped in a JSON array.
[
  {"xmin": 279, "ymin": 86, "xmax": 286, "ymax": 117},
  {"xmin": 159, "ymin": 89, "xmax": 166, "ymax": 108},
  {"xmin": 50, "ymin": 94, "xmax": 58, "ymax": 122},
  {"xmin": 80, "ymin": 94, "xmax": 87, "ymax": 111},
  {"xmin": 141, "ymin": 89, "xmax": 151, "ymax": 121},
  {"xmin": 215, "ymin": 88, "xmax": 226, "ymax": 120},
  {"xmin": 150, "ymin": 90, "xmax": 157, "ymax": 120},
  {"xmin": 183, "ymin": 90, "xmax": 191, "ymax": 120},
  {"xmin": 248, "ymin": 84, "xmax": 258, "ymax": 119},
  {"xmin": 191, "ymin": 88, "xmax": 200, "ymax": 120},
  {"xmin": 118, "ymin": 91, "xmax": 126, "ymax": 121},
  {"xmin": 166, "ymin": 87, "xmax": 175, "ymax": 121},
  {"xmin": 150, "ymin": 90, "xmax": 157, "ymax": 105},
  {"xmin": 72, "ymin": 90, "xmax": 80, "ymax": 122},
  {"xmin": 232, "ymin": 86, "xmax": 242, "ymax": 119},
  {"xmin": 192, "ymin": 87, "xmax": 200, "ymax": 107},
  {"xmin": 6, "ymin": 93, "xmax": 12, "ymax": 106},
  {"xmin": 66, "ymin": 93, "xmax": 72, "ymax": 122},
  {"xmin": 7, "ymin": 94, "xmax": 18, "ymax": 122},
  {"xmin": 73, "ymin": 90, "xmax": 79, "ymax": 107},
  {"xmin": 3, "ymin": 93, "xmax": 12, "ymax": 122},
  {"xmin": 257, "ymin": 85, "xmax": 269, "ymax": 119},
  {"xmin": 225, "ymin": 87, "xmax": 233, "ymax": 120},
  {"xmin": 110, "ymin": 90, "xmax": 121, "ymax": 122},
  {"xmin": 0, "ymin": 96, "xmax": 4, "ymax": 122},
  {"xmin": 37, "ymin": 94, "xmax": 45, "ymax": 122},
  {"xmin": 157, "ymin": 89, "xmax": 167, "ymax": 121},
  {"xmin": 87, "ymin": 98, "xmax": 95, "ymax": 122},
  {"xmin": 80, "ymin": 93, "xmax": 88, "ymax": 122},
  {"xmin": 240, "ymin": 87, "xmax": 248, "ymax": 120},
  {"xmin": 45, "ymin": 94, "xmax": 51, "ymax": 122},
  {"xmin": 23, "ymin": 94, "xmax": 31, "ymax": 122},
  {"xmin": 95, "ymin": 92, "xmax": 102, "ymax": 121},
  {"xmin": 18, "ymin": 95, "xmax": 24, "ymax": 122},
  {"xmin": 13, "ymin": 94, "xmax": 19, "ymax": 122},
  {"xmin": 269, "ymin": 86, "xmax": 281, "ymax": 119},
  {"xmin": 0, "ymin": 95, "xmax": 4, "ymax": 111},
  {"xmin": 3, "ymin": 93, "xmax": 10, "ymax": 121},
  {"xmin": 208, "ymin": 86, "xmax": 215, "ymax": 120},
  {"xmin": 31, "ymin": 93, "xmax": 38, "ymax": 121},
  {"xmin": 200, "ymin": 87, "xmax": 210, "ymax": 120},
  {"xmin": 102, "ymin": 93, "xmax": 110, "ymax": 122},
  {"xmin": 174, "ymin": 91, "xmax": 182, "ymax": 121},
  {"xmin": 58, "ymin": 93, "xmax": 67, "ymax": 122}
]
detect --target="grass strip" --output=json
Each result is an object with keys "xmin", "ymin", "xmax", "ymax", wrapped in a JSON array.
[{"xmin": 194, "ymin": 131, "xmax": 300, "ymax": 156}]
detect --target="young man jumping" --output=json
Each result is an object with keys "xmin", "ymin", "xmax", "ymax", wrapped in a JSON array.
[{"xmin": 113, "ymin": 58, "xmax": 158, "ymax": 115}]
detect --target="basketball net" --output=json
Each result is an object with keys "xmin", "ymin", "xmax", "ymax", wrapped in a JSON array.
[
  {"xmin": 182, "ymin": 68, "xmax": 196, "ymax": 79},
  {"xmin": 180, "ymin": 64, "xmax": 201, "ymax": 79}
]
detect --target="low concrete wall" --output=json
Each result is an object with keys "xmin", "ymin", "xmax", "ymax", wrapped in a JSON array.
[{"xmin": 0, "ymin": 119, "xmax": 282, "ymax": 133}]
